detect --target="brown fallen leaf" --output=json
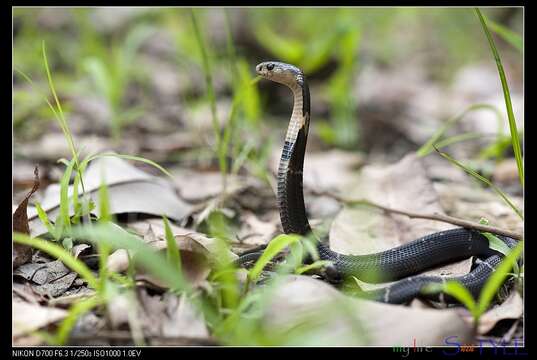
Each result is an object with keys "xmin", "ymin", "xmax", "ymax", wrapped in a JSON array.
[
  {"xmin": 12, "ymin": 300, "xmax": 67, "ymax": 338},
  {"xmin": 263, "ymin": 275, "xmax": 473, "ymax": 346},
  {"xmin": 28, "ymin": 156, "xmax": 193, "ymax": 237},
  {"xmin": 329, "ymin": 153, "xmax": 467, "ymax": 294},
  {"xmin": 13, "ymin": 166, "xmax": 40, "ymax": 269}
]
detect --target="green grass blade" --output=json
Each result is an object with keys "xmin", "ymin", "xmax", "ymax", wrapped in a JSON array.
[
  {"xmin": 477, "ymin": 241, "xmax": 523, "ymax": 316},
  {"xmin": 481, "ymin": 231, "xmax": 519, "ymax": 275},
  {"xmin": 248, "ymin": 234, "xmax": 301, "ymax": 282},
  {"xmin": 211, "ymin": 236, "xmax": 240, "ymax": 311},
  {"xmin": 478, "ymin": 134, "xmax": 515, "ymax": 160},
  {"xmin": 475, "ymin": 9, "xmax": 524, "ymax": 188},
  {"xmin": 433, "ymin": 132, "xmax": 486, "ymax": 150},
  {"xmin": 54, "ymin": 296, "xmax": 100, "ymax": 345},
  {"xmin": 13, "ymin": 232, "xmax": 99, "ymax": 289},
  {"xmin": 85, "ymin": 152, "xmax": 174, "ymax": 180},
  {"xmin": 71, "ymin": 171, "xmax": 81, "ymax": 225},
  {"xmin": 205, "ymin": 210, "xmax": 235, "ymax": 243},
  {"xmin": 163, "ymin": 216, "xmax": 182, "ymax": 274},
  {"xmin": 278, "ymin": 241, "xmax": 304, "ymax": 274},
  {"xmin": 42, "ymin": 42, "xmax": 89, "ymax": 207},
  {"xmin": 98, "ymin": 185, "xmax": 111, "ymax": 223},
  {"xmin": 482, "ymin": 232, "xmax": 513, "ymax": 257},
  {"xmin": 35, "ymin": 202, "xmax": 58, "ymax": 240},
  {"xmin": 301, "ymin": 235, "xmax": 321, "ymax": 261},
  {"xmin": 59, "ymin": 158, "xmax": 77, "ymax": 232},
  {"xmin": 42, "ymin": 41, "xmax": 78, "ymax": 166},
  {"xmin": 97, "ymin": 180, "xmax": 112, "ymax": 293},
  {"xmin": 83, "ymin": 57, "xmax": 112, "ymax": 104},
  {"xmin": 295, "ymin": 260, "xmax": 333, "ymax": 275},
  {"xmin": 423, "ymin": 281, "xmax": 477, "ymax": 317},
  {"xmin": 435, "ymin": 147, "xmax": 523, "ymax": 219},
  {"xmin": 487, "ymin": 18, "xmax": 522, "ymax": 52}
]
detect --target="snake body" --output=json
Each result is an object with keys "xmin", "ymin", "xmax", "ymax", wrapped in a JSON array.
[{"xmin": 252, "ymin": 61, "xmax": 518, "ymax": 304}]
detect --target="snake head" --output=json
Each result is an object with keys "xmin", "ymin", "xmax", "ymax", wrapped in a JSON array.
[{"xmin": 256, "ymin": 61, "xmax": 304, "ymax": 86}]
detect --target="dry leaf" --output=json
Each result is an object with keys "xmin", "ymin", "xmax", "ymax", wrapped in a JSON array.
[
  {"xmin": 13, "ymin": 166, "xmax": 40, "ymax": 268},
  {"xmin": 71, "ymin": 244, "xmax": 91, "ymax": 259},
  {"xmin": 28, "ymin": 156, "xmax": 192, "ymax": 237},
  {"xmin": 12, "ymin": 300, "xmax": 67, "ymax": 338},
  {"xmin": 263, "ymin": 275, "xmax": 472, "ymax": 346}
]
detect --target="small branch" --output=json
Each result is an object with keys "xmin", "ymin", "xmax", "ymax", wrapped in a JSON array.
[{"xmin": 312, "ymin": 190, "xmax": 522, "ymax": 240}]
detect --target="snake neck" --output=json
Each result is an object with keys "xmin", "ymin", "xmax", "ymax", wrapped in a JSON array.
[{"xmin": 277, "ymin": 77, "xmax": 311, "ymax": 235}]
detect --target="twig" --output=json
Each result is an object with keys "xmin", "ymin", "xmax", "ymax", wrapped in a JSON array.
[{"xmin": 311, "ymin": 190, "xmax": 522, "ymax": 240}]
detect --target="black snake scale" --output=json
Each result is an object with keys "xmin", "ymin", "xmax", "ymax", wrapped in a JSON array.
[{"xmin": 244, "ymin": 61, "xmax": 518, "ymax": 304}]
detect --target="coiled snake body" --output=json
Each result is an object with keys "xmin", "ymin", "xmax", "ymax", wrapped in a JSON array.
[{"xmin": 246, "ymin": 61, "xmax": 517, "ymax": 304}]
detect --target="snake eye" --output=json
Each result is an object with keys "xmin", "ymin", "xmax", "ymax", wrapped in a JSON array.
[{"xmin": 266, "ymin": 63, "xmax": 274, "ymax": 71}]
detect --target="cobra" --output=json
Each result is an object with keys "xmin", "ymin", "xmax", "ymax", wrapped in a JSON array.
[{"xmin": 244, "ymin": 61, "xmax": 518, "ymax": 304}]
